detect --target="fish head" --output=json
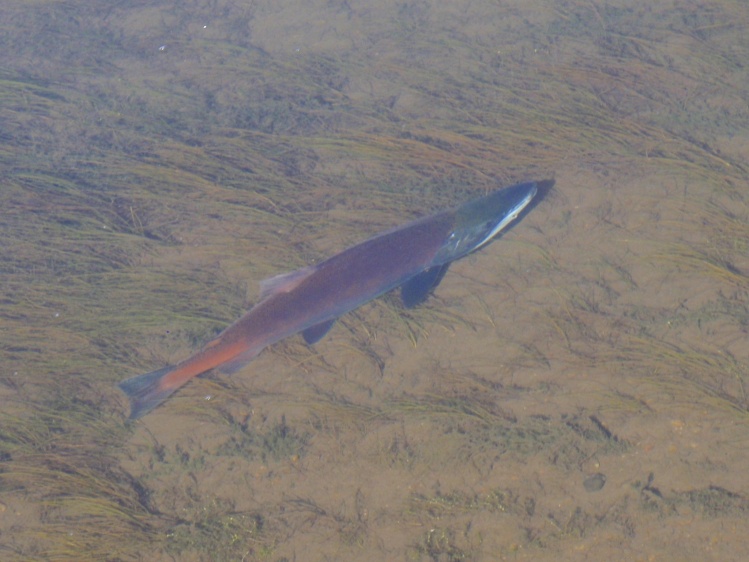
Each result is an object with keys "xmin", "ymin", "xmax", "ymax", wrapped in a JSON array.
[{"xmin": 431, "ymin": 180, "xmax": 550, "ymax": 265}]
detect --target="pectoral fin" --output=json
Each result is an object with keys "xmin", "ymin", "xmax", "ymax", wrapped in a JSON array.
[
  {"xmin": 302, "ymin": 318, "xmax": 337, "ymax": 345},
  {"xmin": 401, "ymin": 264, "xmax": 450, "ymax": 308}
]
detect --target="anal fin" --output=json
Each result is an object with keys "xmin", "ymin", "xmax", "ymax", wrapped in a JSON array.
[{"xmin": 217, "ymin": 348, "xmax": 262, "ymax": 375}]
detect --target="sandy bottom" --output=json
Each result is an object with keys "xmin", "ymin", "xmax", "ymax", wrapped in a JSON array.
[
  {"xmin": 120, "ymin": 165, "xmax": 749, "ymax": 561},
  {"xmin": 2, "ymin": 0, "xmax": 749, "ymax": 560}
]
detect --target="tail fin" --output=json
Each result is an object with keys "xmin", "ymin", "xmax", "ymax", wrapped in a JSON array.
[{"xmin": 118, "ymin": 366, "xmax": 178, "ymax": 420}]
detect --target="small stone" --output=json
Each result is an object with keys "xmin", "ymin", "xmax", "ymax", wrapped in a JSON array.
[{"xmin": 583, "ymin": 472, "xmax": 607, "ymax": 492}]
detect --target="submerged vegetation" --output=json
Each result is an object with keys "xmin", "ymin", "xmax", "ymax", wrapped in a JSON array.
[{"xmin": 2, "ymin": 0, "xmax": 749, "ymax": 560}]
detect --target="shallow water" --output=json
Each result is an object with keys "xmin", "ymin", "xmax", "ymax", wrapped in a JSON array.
[{"xmin": 2, "ymin": 0, "xmax": 749, "ymax": 560}]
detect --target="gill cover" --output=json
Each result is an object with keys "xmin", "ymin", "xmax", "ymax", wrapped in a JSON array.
[{"xmin": 430, "ymin": 181, "xmax": 539, "ymax": 266}]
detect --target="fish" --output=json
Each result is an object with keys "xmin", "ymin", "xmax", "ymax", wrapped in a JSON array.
[{"xmin": 118, "ymin": 179, "xmax": 553, "ymax": 419}]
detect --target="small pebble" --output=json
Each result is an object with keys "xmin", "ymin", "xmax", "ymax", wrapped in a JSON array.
[{"xmin": 583, "ymin": 472, "xmax": 607, "ymax": 492}]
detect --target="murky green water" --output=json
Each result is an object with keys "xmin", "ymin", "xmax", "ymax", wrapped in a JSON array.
[{"xmin": 2, "ymin": 1, "xmax": 749, "ymax": 560}]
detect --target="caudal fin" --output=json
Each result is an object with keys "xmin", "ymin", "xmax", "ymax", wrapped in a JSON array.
[{"xmin": 118, "ymin": 366, "xmax": 178, "ymax": 420}]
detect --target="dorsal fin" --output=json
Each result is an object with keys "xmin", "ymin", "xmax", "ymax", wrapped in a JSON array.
[{"xmin": 258, "ymin": 265, "xmax": 317, "ymax": 301}]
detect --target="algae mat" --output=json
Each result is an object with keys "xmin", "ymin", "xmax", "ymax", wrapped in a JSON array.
[{"xmin": 1, "ymin": 0, "xmax": 749, "ymax": 560}]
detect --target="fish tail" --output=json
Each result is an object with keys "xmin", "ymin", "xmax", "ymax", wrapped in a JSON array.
[{"xmin": 118, "ymin": 366, "xmax": 178, "ymax": 420}]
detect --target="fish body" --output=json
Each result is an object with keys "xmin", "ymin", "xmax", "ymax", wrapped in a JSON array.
[{"xmin": 119, "ymin": 179, "xmax": 552, "ymax": 418}]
